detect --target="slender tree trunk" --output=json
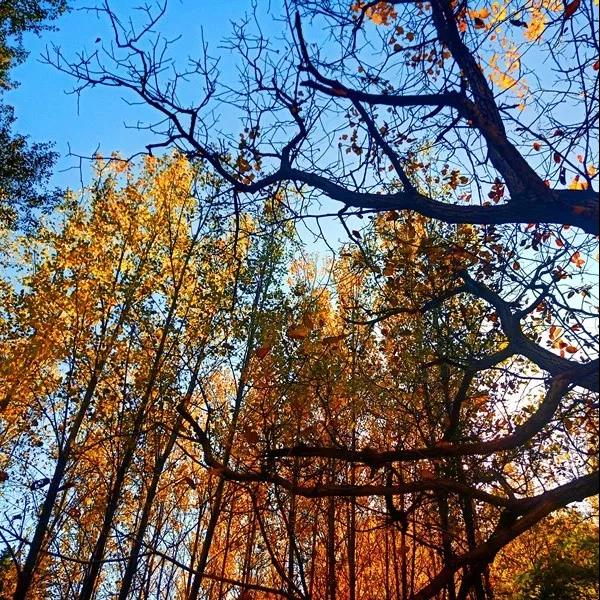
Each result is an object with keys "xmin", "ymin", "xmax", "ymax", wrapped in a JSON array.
[
  {"xmin": 139, "ymin": 535, "xmax": 158, "ymax": 600},
  {"xmin": 117, "ymin": 414, "xmax": 183, "ymax": 599},
  {"xmin": 77, "ymin": 376, "xmax": 165, "ymax": 599},
  {"xmin": 287, "ymin": 460, "xmax": 299, "ymax": 598},
  {"xmin": 14, "ymin": 371, "xmax": 100, "ymax": 600},
  {"xmin": 77, "ymin": 415, "xmax": 145, "ymax": 600},
  {"xmin": 216, "ymin": 503, "xmax": 235, "ymax": 598},
  {"xmin": 398, "ymin": 468, "xmax": 408, "ymax": 600},
  {"xmin": 186, "ymin": 511, "xmax": 205, "ymax": 597},
  {"xmin": 187, "ymin": 257, "xmax": 272, "ymax": 598},
  {"xmin": 347, "ymin": 498, "xmax": 356, "ymax": 600},
  {"xmin": 118, "ymin": 356, "xmax": 203, "ymax": 600},
  {"xmin": 384, "ymin": 530, "xmax": 391, "ymax": 600},
  {"xmin": 410, "ymin": 510, "xmax": 417, "ymax": 598},
  {"xmin": 78, "ymin": 230, "xmax": 200, "ymax": 600},
  {"xmin": 186, "ymin": 458, "xmax": 228, "ymax": 598},
  {"xmin": 436, "ymin": 492, "xmax": 457, "ymax": 600},
  {"xmin": 347, "ymin": 336, "xmax": 358, "ymax": 600},
  {"xmin": 347, "ymin": 427, "xmax": 357, "ymax": 600},
  {"xmin": 308, "ymin": 504, "xmax": 319, "ymax": 599},
  {"xmin": 78, "ymin": 349, "xmax": 171, "ymax": 596},
  {"xmin": 255, "ymin": 498, "xmax": 294, "ymax": 588},
  {"xmin": 327, "ymin": 494, "xmax": 336, "ymax": 600},
  {"xmin": 242, "ymin": 511, "xmax": 257, "ymax": 589},
  {"xmin": 400, "ymin": 524, "xmax": 409, "ymax": 599},
  {"xmin": 392, "ymin": 528, "xmax": 401, "ymax": 600}
]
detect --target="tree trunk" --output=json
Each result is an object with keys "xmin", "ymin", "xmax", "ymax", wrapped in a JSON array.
[
  {"xmin": 14, "ymin": 371, "xmax": 100, "ymax": 600},
  {"xmin": 118, "ymin": 355, "xmax": 204, "ymax": 600},
  {"xmin": 436, "ymin": 492, "xmax": 457, "ymax": 600},
  {"xmin": 327, "ymin": 494, "xmax": 336, "ymax": 600}
]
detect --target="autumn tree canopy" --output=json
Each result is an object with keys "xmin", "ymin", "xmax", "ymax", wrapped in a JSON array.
[{"xmin": 0, "ymin": 1, "xmax": 598, "ymax": 599}]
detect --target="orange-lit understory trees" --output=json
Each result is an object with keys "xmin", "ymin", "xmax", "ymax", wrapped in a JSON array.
[{"xmin": 0, "ymin": 152, "xmax": 597, "ymax": 599}]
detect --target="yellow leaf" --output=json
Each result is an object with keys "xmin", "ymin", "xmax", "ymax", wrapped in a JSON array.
[{"xmin": 524, "ymin": 8, "xmax": 546, "ymax": 41}]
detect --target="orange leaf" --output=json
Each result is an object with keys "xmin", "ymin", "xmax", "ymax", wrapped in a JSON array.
[
  {"xmin": 255, "ymin": 345, "xmax": 271, "ymax": 359},
  {"xmin": 570, "ymin": 252, "xmax": 585, "ymax": 268},
  {"xmin": 469, "ymin": 8, "xmax": 490, "ymax": 19},
  {"xmin": 287, "ymin": 325, "xmax": 310, "ymax": 340}
]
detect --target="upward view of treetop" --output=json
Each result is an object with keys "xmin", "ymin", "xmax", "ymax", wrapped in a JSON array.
[{"xmin": 0, "ymin": 1, "xmax": 598, "ymax": 600}]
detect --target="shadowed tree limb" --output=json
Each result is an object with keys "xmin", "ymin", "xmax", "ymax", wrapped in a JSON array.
[{"xmin": 411, "ymin": 471, "xmax": 599, "ymax": 600}]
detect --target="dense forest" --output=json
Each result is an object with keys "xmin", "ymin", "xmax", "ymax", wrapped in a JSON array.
[{"xmin": 0, "ymin": 1, "xmax": 598, "ymax": 599}]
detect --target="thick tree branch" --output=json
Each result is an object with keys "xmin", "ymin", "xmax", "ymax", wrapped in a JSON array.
[
  {"xmin": 267, "ymin": 360, "xmax": 597, "ymax": 464},
  {"xmin": 460, "ymin": 272, "xmax": 599, "ymax": 392},
  {"xmin": 411, "ymin": 471, "xmax": 600, "ymax": 600}
]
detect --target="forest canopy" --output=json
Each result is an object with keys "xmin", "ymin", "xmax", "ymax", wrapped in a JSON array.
[{"xmin": 0, "ymin": 1, "xmax": 598, "ymax": 599}]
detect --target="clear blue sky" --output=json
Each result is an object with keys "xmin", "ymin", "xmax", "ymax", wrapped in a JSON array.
[{"xmin": 9, "ymin": 1, "xmax": 280, "ymax": 190}]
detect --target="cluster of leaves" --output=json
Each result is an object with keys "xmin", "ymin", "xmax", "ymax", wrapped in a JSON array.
[
  {"xmin": 492, "ymin": 509, "xmax": 599, "ymax": 599},
  {"xmin": 0, "ymin": 105, "xmax": 60, "ymax": 228},
  {"xmin": 0, "ymin": 0, "xmax": 66, "ymax": 229},
  {"xmin": 0, "ymin": 0, "xmax": 66, "ymax": 87}
]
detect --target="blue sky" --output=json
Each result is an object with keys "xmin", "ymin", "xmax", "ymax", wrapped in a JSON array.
[
  {"xmin": 9, "ymin": 2, "xmax": 278, "ymax": 190},
  {"xmin": 10, "ymin": 1, "xmax": 595, "ymax": 192},
  {"xmin": 7, "ymin": 1, "xmax": 353, "ymax": 250}
]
